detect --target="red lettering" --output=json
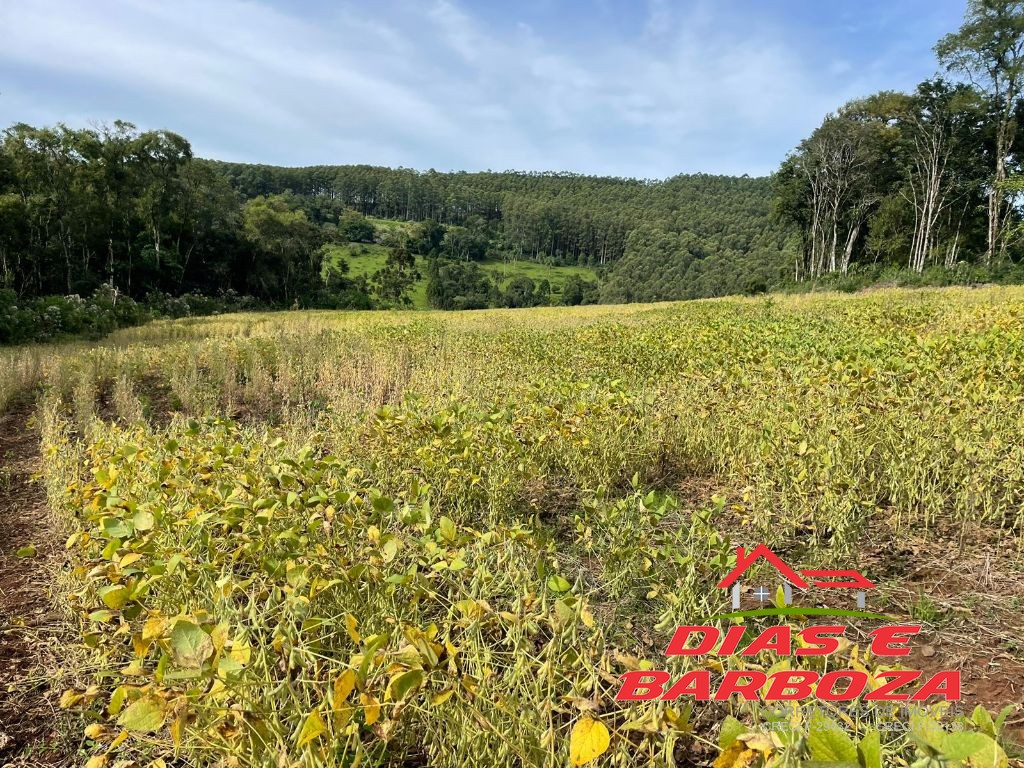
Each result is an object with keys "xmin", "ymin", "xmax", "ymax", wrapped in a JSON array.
[
  {"xmin": 765, "ymin": 670, "xmax": 817, "ymax": 700},
  {"xmin": 911, "ymin": 671, "xmax": 961, "ymax": 702},
  {"xmin": 868, "ymin": 625, "xmax": 920, "ymax": 656},
  {"xmin": 796, "ymin": 625, "xmax": 845, "ymax": 656},
  {"xmin": 666, "ymin": 626, "xmax": 720, "ymax": 656},
  {"xmin": 817, "ymin": 671, "xmax": 868, "ymax": 701},
  {"xmin": 742, "ymin": 626, "xmax": 791, "ymax": 656},
  {"xmin": 663, "ymin": 671, "xmax": 711, "ymax": 700},
  {"xmin": 864, "ymin": 670, "xmax": 920, "ymax": 701},
  {"xmin": 717, "ymin": 625, "xmax": 748, "ymax": 656},
  {"xmin": 615, "ymin": 670, "xmax": 670, "ymax": 701},
  {"xmin": 714, "ymin": 671, "xmax": 768, "ymax": 701}
]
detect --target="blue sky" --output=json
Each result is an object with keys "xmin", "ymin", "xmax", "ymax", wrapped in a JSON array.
[{"xmin": 0, "ymin": 0, "xmax": 966, "ymax": 177}]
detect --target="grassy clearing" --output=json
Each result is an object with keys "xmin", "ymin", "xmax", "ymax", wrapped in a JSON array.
[
  {"xmin": 322, "ymin": 242, "xmax": 430, "ymax": 308},
  {"xmin": 4, "ymin": 288, "xmax": 1024, "ymax": 767},
  {"xmin": 478, "ymin": 258, "xmax": 598, "ymax": 289},
  {"xmin": 365, "ymin": 216, "xmax": 415, "ymax": 235},
  {"xmin": 323, "ymin": 240, "xmax": 599, "ymax": 309}
]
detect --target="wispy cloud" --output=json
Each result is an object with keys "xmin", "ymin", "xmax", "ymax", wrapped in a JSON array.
[{"xmin": 0, "ymin": 0, "xmax": 960, "ymax": 177}]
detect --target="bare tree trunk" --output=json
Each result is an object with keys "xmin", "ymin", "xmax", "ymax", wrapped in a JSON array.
[
  {"xmin": 945, "ymin": 200, "xmax": 968, "ymax": 269},
  {"xmin": 841, "ymin": 220, "xmax": 861, "ymax": 274}
]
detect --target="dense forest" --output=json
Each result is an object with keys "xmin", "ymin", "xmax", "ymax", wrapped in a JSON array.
[
  {"xmin": 0, "ymin": 122, "xmax": 790, "ymax": 342},
  {"xmin": 2, "ymin": 0, "xmax": 1024, "ymax": 344},
  {"xmin": 207, "ymin": 159, "xmax": 791, "ymax": 293},
  {"xmin": 775, "ymin": 0, "xmax": 1024, "ymax": 283}
]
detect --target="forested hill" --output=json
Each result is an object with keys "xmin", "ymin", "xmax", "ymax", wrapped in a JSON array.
[
  {"xmin": 202, "ymin": 161, "xmax": 794, "ymax": 299},
  {"xmin": 0, "ymin": 118, "xmax": 791, "ymax": 336}
]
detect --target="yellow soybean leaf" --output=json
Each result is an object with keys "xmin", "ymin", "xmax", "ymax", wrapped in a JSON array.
[
  {"xmin": 296, "ymin": 709, "xmax": 327, "ymax": 748},
  {"xmin": 713, "ymin": 743, "xmax": 759, "ymax": 768},
  {"xmin": 117, "ymin": 695, "xmax": 167, "ymax": 733},
  {"xmin": 333, "ymin": 669, "xmax": 357, "ymax": 707},
  {"xmin": 430, "ymin": 688, "xmax": 455, "ymax": 707},
  {"xmin": 118, "ymin": 553, "xmax": 143, "ymax": 568},
  {"xmin": 170, "ymin": 710, "xmax": 187, "ymax": 747},
  {"xmin": 360, "ymin": 692, "xmax": 381, "ymax": 725},
  {"xmin": 580, "ymin": 606, "xmax": 596, "ymax": 628},
  {"xmin": 229, "ymin": 635, "xmax": 251, "ymax": 667},
  {"xmin": 381, "ymin": 538, "xmax": 399, "ymax": 562},
  {"xmin": 334, "ymin": 705, "xmax": 354, "ymax": 730},
  {"xmin": 740, "ymin": 731, "xmax": 775, "ymax": 754},
  {"xmin": 345, "ymin": 614, "xmax": 361, "ymax": 644},
  {"xmin": 142, "ymin": 616, "xmax": 166, "ymax": 641},
  {"xmin": 569, "ymin": 716, "xmax": 610, "ymax": 766}
]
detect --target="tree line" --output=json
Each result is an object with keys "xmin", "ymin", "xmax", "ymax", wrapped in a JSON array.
[
  {"xmin": 774, "ymin": 0, "xmax": 1024, "ymax": 282},
  {"xmin": 0, "ymin": 121, "xmax": 344, "ymax": 305},
  {"xmin": 205, "ymin": 159, "xmax": 788, "ymax": 273},
  {"xmin": 5, "ymin": 0, "xmax": 1022, "ymax": 341},
  {"xmin": 0, "ymin": 118, "xmax": 791, "ymax": 328}
]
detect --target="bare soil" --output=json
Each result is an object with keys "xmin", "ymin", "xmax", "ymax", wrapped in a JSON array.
[
  {"xmin": 863, "ymin": 518, "xmax": 1024, "ymax": 747},
  {"xmin": 0, "ymin": 399, "xmax": 73, "ymax": 765}
]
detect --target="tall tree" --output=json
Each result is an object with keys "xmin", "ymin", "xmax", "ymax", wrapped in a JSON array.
[
  {"xmin": 371, "ymin": 241, "xmax": 420, "ymax": 305},
  {"xmin": 894, "ymin": 81, "xmax": 987, "ymax": 272},
  {"xmin": 778, "ymin": 97, "xmax": 900, "ymax": 278},
  {"xmin": 242, "ymin": 194, "xmax": 322, "ymax": 304},
  {"xmin": 937, "ymin": 0, "xmax": 1024, "ymax": 262}
]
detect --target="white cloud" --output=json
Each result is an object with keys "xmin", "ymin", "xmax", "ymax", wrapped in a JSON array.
[
  {"xmin": 0, "ymin": 0, "xmax": 944, "ymax": 177},
  {"xmin": 644, "ymin": 0, "xmax": 674, "ymax": 40}
]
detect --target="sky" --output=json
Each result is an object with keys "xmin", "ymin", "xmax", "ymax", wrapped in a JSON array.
[{"xmin": 0, "ymin": 0, "xmax": 967, "ymax": 178}]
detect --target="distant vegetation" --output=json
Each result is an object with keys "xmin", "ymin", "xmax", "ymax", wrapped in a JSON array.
[
  {"xmin": 323, "ymin": 241, "xmax": 599, "ymax": 310},
  {"xmin": 206, "ymin": 160, "xmax": 790, "ymax": 301},
  {"xmin": 4, "ymin": 0, "xmax": 1024, "ymax": 344},
  {"xmin": 0, "ymin": 118, "xmax": 784, "ymax": 343}
]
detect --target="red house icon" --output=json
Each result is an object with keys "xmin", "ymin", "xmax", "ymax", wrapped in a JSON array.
[{"xmin": 717, "ymin": 545, "xmax": 875, "ymax": 610}]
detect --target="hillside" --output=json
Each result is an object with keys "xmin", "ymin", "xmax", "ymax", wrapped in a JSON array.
[
  {"xmin": 324, "ymin": 239, "xmax": 600, "ymax": 310},
  {"xmin": 205, "ymin": 161, "xmax": 795, "ymax": 298}
]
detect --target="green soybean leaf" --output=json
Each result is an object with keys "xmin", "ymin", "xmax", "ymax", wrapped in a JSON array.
[
  {"xmin": 98, "ymin": 584, "xmax": 131, "ymax": 610},
  {"xmin": 388, "ymin": 669, "xmax": 424, "ymax": 701},
  {"xmin": 117, "ymin": 695, "xmax": 167, "ymax": 732},
  {"xmin": 858, "ymin": 729, "xmax": 882, "ymax": 768},
  {"xmin": 807, "ymin": 711, "xmax": 858, "ymax": 763},
  {"xmin": 547, "ymin": 575, "xmax": 571, "ymax": 593},
  {"xmin": 718, "ymin": 715, "xmax": 745, "ymax": 749},
  {"xmin": 942, "ymin": 731, "xmax": 994, "ymax": 762}
]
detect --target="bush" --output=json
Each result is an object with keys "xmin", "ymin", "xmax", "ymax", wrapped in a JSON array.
[
  {"xmin": 338, "ymin": 211, "xmax": 376, "ymax": 243},
  {"xmin": 425, "ymin": 259, "xmax": 496, "ymax": 310},
  {"xmin": 500, "ymin": 277, "xmax": 545, "ymax": 308},
  {"xmin": 0, "ymin": 286, "xmax": 152, "ymax": 345},
  {"xmin": 561, "ymin": 275, "xmax": 600, "ymax": 306}
]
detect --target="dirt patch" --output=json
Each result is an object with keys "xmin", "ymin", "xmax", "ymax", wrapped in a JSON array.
[
  {"xmin": 136, "ymin": 372, "xmax": 177, "ymax": 427},
  {"xmin": 860, "ymin": 518, "xmax": 1024, "ymax": 746},
  {"xmin": 0, "ymin": 398, "xmax": 74, "ymax": 765}
]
